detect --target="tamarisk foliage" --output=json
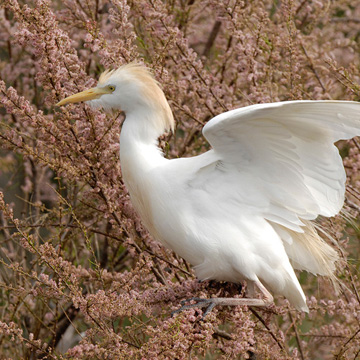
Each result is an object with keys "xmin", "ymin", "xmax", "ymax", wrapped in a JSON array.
[{"xmin": 1, "ymin": 0, "xmax": 360, "ymax": 358}]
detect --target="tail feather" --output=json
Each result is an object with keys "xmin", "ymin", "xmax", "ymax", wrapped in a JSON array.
[
  {"xmin": 272, "ymin": 220, "xmax": 339, "ymax": 289},
  {"xmin": 281, "ymin": 277, "xmax": 309, "ymax": 312},
  {"xmin": 260, "ymin": 261, "xmax": 309, "ymax": 312}
]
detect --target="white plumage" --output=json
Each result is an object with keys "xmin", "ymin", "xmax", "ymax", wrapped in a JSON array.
[{"xmin": 57, "ymin": 63, "xmax": 360, "ymax": 313}]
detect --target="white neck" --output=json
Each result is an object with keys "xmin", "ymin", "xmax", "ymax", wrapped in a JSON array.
[
  {"xmin": 119, "ymin": 109, "xmax": 169, "ymax": 236},
  {"xmin": 119, "ymin": 109, "xmax": 167, "ymax": 186},
  {"xmin": 122, "ymin": 108, "xmax": 166, "ymax": 143}
]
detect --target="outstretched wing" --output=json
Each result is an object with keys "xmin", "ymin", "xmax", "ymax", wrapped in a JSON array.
[{"xmin": 202, "ymin": 100, "xmax": 360, "ymax": 232}]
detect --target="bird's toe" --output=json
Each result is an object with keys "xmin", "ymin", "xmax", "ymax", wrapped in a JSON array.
[{"xmin": 172, "ymin": 298, "xmax": 217, "ymax": 318}]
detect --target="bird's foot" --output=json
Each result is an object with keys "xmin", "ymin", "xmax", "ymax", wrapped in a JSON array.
[
  {"xmin": 171, "ymin": 297, "xmax": 217, "ymax": 318},
  {"xmin": 171, "ymin": 281, "xmax": 274, "ymax": 318}
]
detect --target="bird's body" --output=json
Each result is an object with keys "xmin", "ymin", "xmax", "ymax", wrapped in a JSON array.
[{"xmin": 57, "ymin": 63, "xmax": 360, "ymax": 312}]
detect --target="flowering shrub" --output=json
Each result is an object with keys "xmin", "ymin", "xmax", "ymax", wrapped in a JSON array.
[{"xmin": 1, "ymin": 0, "xmax": 360, "ymax": 358}]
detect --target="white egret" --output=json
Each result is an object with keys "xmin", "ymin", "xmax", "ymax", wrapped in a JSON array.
[{"xmin": 57, "ymin": 63, "xmax": 360, "ymax": 313}]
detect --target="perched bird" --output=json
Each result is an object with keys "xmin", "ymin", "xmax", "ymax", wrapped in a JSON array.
[{"xmin": 57, "ymin": 63, "xmax": 360, "ymax": 313}]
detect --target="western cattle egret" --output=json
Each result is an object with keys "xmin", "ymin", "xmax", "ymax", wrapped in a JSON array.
[{"xmin": 57, "ymin": 63, "xmax": 360, "ymax": 313}]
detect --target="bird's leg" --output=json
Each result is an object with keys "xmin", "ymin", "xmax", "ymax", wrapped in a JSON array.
[{"xmin": 172, "ymin": 280, "xmax": 273, "ymax": 318}]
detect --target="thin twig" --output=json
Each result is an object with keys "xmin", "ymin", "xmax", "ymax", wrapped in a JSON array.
[
  {"xmin": 334, "ymin": 327, "xmax": 360, "ymax": 359},
  {"xmin": 288, "ymin": 311, "xmax": 305, "ymax": 360},
  {"xmin": 250, "ymin": 309, "xmax": 285, "ymax": 351},
  {"xmin": 203, "ymin": 21, "xmax": 222, "ymax": 58}
]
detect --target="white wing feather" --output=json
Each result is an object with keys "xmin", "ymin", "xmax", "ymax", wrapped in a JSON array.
[
  {"xmin": 203, "ymin": 100, "xmax": 360, "ymax": 230},
  {"xmin": 184, "ymin": 100, "xmax": 360, "ymax": 310}
]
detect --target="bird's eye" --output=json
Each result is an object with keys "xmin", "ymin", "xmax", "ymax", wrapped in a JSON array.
[{"xmin": 108, "ymin": 85, "xmax": 116, "ymax": 92}]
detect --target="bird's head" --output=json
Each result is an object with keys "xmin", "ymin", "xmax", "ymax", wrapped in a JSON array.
[{"xmin": 57, "ymin": 63, "xmax": 174, "ymax": 133}]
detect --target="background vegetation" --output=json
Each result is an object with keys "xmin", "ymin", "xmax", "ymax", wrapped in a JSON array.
[{"xmin": 1, "ymin": 0, "xmax": 360, "ymax": 358}]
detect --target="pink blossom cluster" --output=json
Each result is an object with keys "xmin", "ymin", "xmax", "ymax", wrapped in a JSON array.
[{"xmin": 1, "ymin": 0, "xmax": 360, "ymax": 359}]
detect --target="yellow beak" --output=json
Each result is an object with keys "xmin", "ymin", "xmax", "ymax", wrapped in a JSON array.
[{"xmin": 56, "ymin": 87, "xmax": 110, "ymax": 106}]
